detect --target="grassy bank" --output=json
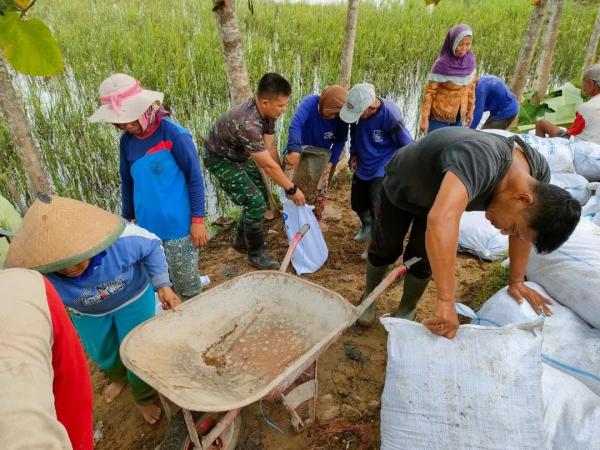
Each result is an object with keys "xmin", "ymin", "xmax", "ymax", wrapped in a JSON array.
[{"xmin": 1, "ymin": 0, "xmax": 597, "ymax": 211}]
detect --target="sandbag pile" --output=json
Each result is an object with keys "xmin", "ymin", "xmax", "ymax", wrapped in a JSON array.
[
  {"xmin": 458, "ymin": 211, "xmax": 508, "ymax": 261},
  {"xmin": 468, "ymin": 283, "xmax": 600, "ymax": 449}
]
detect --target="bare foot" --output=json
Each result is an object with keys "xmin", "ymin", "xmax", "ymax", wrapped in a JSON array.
[
  {"xmin": 103, "ymin": 381, "xmax": 126, "ymax": 404},
  {"xmin": 136, "ymin": 403, "xmax": 162, "ymax": 424}
]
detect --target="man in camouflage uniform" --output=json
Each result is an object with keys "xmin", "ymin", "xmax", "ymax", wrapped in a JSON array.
[{"xmin": 203, "ymin": 73, "xmax": 305, "ymax": 269}]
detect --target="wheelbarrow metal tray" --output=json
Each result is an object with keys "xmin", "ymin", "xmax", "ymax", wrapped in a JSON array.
[{"xmin": 120, "ymin": 271, "xmax": 355, "ymax": 412}]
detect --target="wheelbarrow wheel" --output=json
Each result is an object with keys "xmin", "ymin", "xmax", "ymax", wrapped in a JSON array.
[{"xmin": 160, "ymin": 410, "xmax": 242, "ymax": 450}]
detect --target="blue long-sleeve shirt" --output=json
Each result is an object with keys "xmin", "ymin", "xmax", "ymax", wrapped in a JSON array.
[
  {"xmin": 350, "ymin": 98, "xmax": 413, "ymax": 180},
  {"xmin": 471, "ymin": 75, "xmax": 519, "ymax": 129},
  {"xmin": 48, "ymin": 224, "xmax": 171, "ymax": 316},
  {"xmin": 285, "ymin": 95, "xmax": 349, "ymax": 165},
  {"xmin": 120, "ymin": 117, "xmax": 205, "ymax": 240}
]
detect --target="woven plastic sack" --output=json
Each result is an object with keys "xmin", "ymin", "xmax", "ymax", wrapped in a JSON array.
[
  {"xmin": 519, "ymin": 134, "xmax": 575, "ymax": 173},
  {"xmin": 526, "ymin": 219, "xmax": 600, "ymax": 328},
  {"xmin": 380, "ymin": 317, "xmax": 544, "ymax": 450},
  {"xmin": 458, "ymin": 211, "xmax": 508, "ymax": 261},
  {"xmin": 282, "ymin": 199, "xmax": 328, "ymax": 274},
  {"xmin": 543, "ymin": 365, "xmax": 600, "ymax": 450},
  {"xmin": 550, "ymin": 172, "xmax": 591, "ymax": 205},
  {"xmin": 581, "ymin": 187, "xmax": 600, "ymax": 226},
  {"xmin": 469, "ymin": 282, "xmax": 600, "ymax": 397},
  {"xmin": 572, "ymin": 139, "xmax": 600, "ymax": 181}
]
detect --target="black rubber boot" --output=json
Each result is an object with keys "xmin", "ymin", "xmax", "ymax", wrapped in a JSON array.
[
  {"xmin": 393, "ymin": 273, "xmax": 430, "ymax": 320},
  {"xmin": 354, "ymin": 212, "xmax": 372, "ymax": 242},
  {"xmin": 231, "ymin": 221, "xmax": 246, "ymax": 253},
  {"xmin": 357, "ymin": 261, "xmax": 389, "ymax": 326},
  {"xmin": 245, "ymin": 222, "xmax": 280, "ymax": 270}
]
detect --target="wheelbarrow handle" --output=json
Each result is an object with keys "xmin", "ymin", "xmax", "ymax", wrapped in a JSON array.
[
  {"xmin": 352, "ymin": 257, "xmax": 422, "ymax": 321},
  {"xmin": 279, "ymin": 224, "xmax": 311, "ymax": 273}
]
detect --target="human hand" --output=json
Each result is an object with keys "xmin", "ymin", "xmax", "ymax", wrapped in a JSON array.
[
  {"xmin": 157, "ymin": 286, "xmax": 181, "ymax": 311},
  {"xmin": 285, "ymin": 152, "xmax": 301, "ymax": 169},
  {"xmin": 349, "ymin": 155, "xmax": 358, "ymax": 171},
  {"xmin": 507, "ymin": 281, "xmax": 552, "ymax": 316},
  {"xmin": 190, "ymin": 222, "xmax": 208, "ymax": 248},
  {"xmin": 289, "ymin": 188, "xmax": 306, "ymax": 206},
  {"xmin": 419, "ymin": 120, "xmax": 428, "ymax": 135},
  {"xmin": 423, "ymin": 300, "xmax": 459, "ymax": 339},
  {"xmin": 464, "ymin": 114, "xmax": 473, "ymax": 127}
]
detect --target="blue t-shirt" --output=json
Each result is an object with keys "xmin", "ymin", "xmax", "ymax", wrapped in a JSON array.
[
  {"xmin": 48, "ymin": 224, "xmax": 171, "ymax": 316},
  {"xmin": 471, "ymin": 75, "xmax": 519, "ymax": 128},
  {"xmin": 120, "ymin": 117, "xmax": 206, "ymax": 240},
  {"xmin": 349, "ymin": 99, "xmax": 413, "ymax": 180},
  {"xmin": 285, "ymin": 95, "xmax": 349, "ymax": 165}
]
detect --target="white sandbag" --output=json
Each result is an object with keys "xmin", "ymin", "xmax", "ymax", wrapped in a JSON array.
[
  {"xmin": 519, "ymin": 134, "xmax": 575, "ymax": 173},
  {"xmin": 543, "ymin": 365, "xmax": 600, "ymax": 450},
  {"xmin": 571, "ymin": 139, "xmax": 600, "ymax": 181},
  {"xmin": 282, "ymin": 199, "xmax": 328, "ymax": 274},
  {"xmin": 469, "ymin": 283, "xmax": 600, "ymax": 396},
  {"xmin": 581, "ymin": 189, "xmax": 600, "ymax": 226},
  {"xmin": 526, "ymin": 219, "xmax": 600, "ymax": 328},
  {"xmin": 458, "ymin": 211, "xmax": 508, "ymax": 261},
  {"xmin": 380, "ymin": 317, "xmax": 544, "ymax": 450},
  {"xmin": 550, "ymin": 173, "xmax": 591, "ymax": 205}
]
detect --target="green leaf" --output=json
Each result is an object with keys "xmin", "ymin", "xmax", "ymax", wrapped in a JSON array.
[
  {"xmin": 517, "ymin": 102, "xmax": 553, "ymax": 126},
  {"xmin": 0, "ymin": 0, "xmax": 18, "ymax": 15},
  {"xmin": 0, "ymin": 11, "xmax": 63, "ymax": 76}
]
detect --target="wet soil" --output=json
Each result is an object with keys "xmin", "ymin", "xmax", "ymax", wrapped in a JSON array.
[{"xmin": 90, "ymin": 179, "xmax": 495, "ymax": 450}]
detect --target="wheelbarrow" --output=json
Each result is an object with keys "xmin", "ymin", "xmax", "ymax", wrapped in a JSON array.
[{"xmin": 120, "ymin": 225, "xmax": 419, "ymax": 449}]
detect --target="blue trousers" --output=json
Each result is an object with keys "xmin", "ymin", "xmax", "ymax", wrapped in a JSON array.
[
  {"xmin": 70, "ymin": 284, "xmax": 156, "ymax": 403},
  {"xmin": 427, "ymin": 119, "xmax": 463, "ymax": 133}
]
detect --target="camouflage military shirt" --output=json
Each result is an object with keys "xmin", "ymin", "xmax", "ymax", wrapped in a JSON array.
[{"xmin": 203, "ymin": 99, "xmax": 276, "ymax": 162}]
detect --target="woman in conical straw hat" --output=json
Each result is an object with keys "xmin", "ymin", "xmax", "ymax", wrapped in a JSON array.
[
  {"xmin": 89, "ymin": 73, "xmax": 208, "ymax": 300},
  {"xmin": 5, "ymin": 193, "xmax": 180, "ymax": 424}
]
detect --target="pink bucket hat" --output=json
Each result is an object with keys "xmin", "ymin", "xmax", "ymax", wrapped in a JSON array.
[{"xmin": 88, "ymin": 73, "xmax": 164, "ymax": 124}]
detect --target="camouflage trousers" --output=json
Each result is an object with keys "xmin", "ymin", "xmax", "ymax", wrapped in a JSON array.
[{"xmin": 204, "ymin": 151, "xmax": 268, "ymax": 225}]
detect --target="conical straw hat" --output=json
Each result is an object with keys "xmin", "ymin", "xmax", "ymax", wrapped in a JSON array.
[{"xmin": 5, "ymin": 194, "xmax": 125, "ymax": 273}]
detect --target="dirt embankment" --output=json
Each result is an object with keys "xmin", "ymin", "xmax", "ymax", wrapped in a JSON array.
[{"xmin": 91, "ymin": 180, "xmax": 494, "ymax": 450}]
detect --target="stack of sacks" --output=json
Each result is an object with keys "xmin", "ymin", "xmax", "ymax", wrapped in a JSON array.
[
  {"xmin": 458, "ymin": 211, "xmax": 508, "ymax": 261},
  {"xmin": 526, "ymin": 219, "xmax": 600, "ymax": 329},
  {"xmin": 549, "ymin": 173, "xmax": 591, "ymax": 205},
  {"xmin": 467, "ymin": 283, "xmax": 600, "ymax": 449},
  {"xmin": 571, "ymin": 140, "xmax": 600, "ymax": 181},
  {"xmin": 581, "ymin": 185, "xmax": 600, "ymax": 226},
  {"xmin": 519, "ymin": 134, "xmax": 575, "ymax": 173}
]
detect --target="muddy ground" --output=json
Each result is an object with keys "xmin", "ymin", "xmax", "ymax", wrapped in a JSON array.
[{"xmin": 91, "ymin": 180, "xmax": 496, "ymax": 450}]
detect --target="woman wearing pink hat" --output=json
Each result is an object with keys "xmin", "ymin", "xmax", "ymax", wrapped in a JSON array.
[{"xmin": 89, "ymin": 73, "xmax": 207, "ymax": 301}]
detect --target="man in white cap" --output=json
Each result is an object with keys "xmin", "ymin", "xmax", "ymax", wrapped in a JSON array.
[
  {"xmin": 339, "ymin": 83, "xmax": 413, "ymax": 255},
  {"xmin": 535, "ymin": 64, "xmax": 600, "ymax": 145}
]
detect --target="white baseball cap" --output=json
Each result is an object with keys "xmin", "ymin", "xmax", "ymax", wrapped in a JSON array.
[{"xmin": 339, "ymin": 83, "xmax": 376, "ymax": 123}]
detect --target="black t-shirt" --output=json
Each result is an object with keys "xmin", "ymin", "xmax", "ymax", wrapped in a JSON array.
[{"xmin": 382, "ymin": 128, "xmax": 550, "ymax": 215}]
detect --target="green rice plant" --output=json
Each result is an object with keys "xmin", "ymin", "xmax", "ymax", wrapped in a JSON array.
[{"xmin": 0, "ymin": 0, "xmax": 596, "ymax": 214}]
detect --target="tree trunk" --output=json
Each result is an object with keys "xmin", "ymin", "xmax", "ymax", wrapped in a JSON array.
[
  {"xmin": 583, "ymin": 6, "xmax": 600, "ymax": 72},
  {"xmin": 510, "ymin": 0, "xmax": 549, "ymax": 102},
  {"xmin": 531, "ymin": 0, "xmax": 565, "ymax": 104},
  {"xmin": 0, "ymin": 58, "xmax": 51, "ymax": 196},
  {"xmin": 212, "ymin": 0, "xmax": 252, "ymax": 105},
  {"xmin": 340, "ymin": 0, "xmax": 359, "ymax": 89}
]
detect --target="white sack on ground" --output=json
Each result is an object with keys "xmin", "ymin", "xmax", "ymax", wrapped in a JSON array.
[
  {"xmin": 572, "ymin": 139, "xmax": 600, "ymax": 181},
  {"xmin": 549, "ymin": 173, "xmax": 591, "ymax": 205},
  {"xmin": 458, "ymin": 211, "xmax": 508, "ymax": 261},
  {"xmin": 471, "ymin": 282, "xmax": 600, "ymax": 396},
  {"xmin": 526, "ymin": 219, "xmax": 600, "ymax": 328},
  {"xmin": 543, "ymin": 365, "xmax": 600, "ymax": 450},
  {"xmin": 581, "ymin": 189, "xmax": 600, "ymax": 226},
  {"xmin": 519, "ymin": 134, "xmax": 575, "ymax": 173},
  {"xmin": 380, "ymin": 317, "xmax": 544, "ymax": 450},
  {"xmin": 282, "ymin": 199, "xmax": 328, "ymax": 274}
]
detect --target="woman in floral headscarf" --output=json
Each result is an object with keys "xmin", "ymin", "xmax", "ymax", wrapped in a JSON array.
[{"xmin": 419, "ymin": 24, "xmax": 477, "ymax": 134}]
